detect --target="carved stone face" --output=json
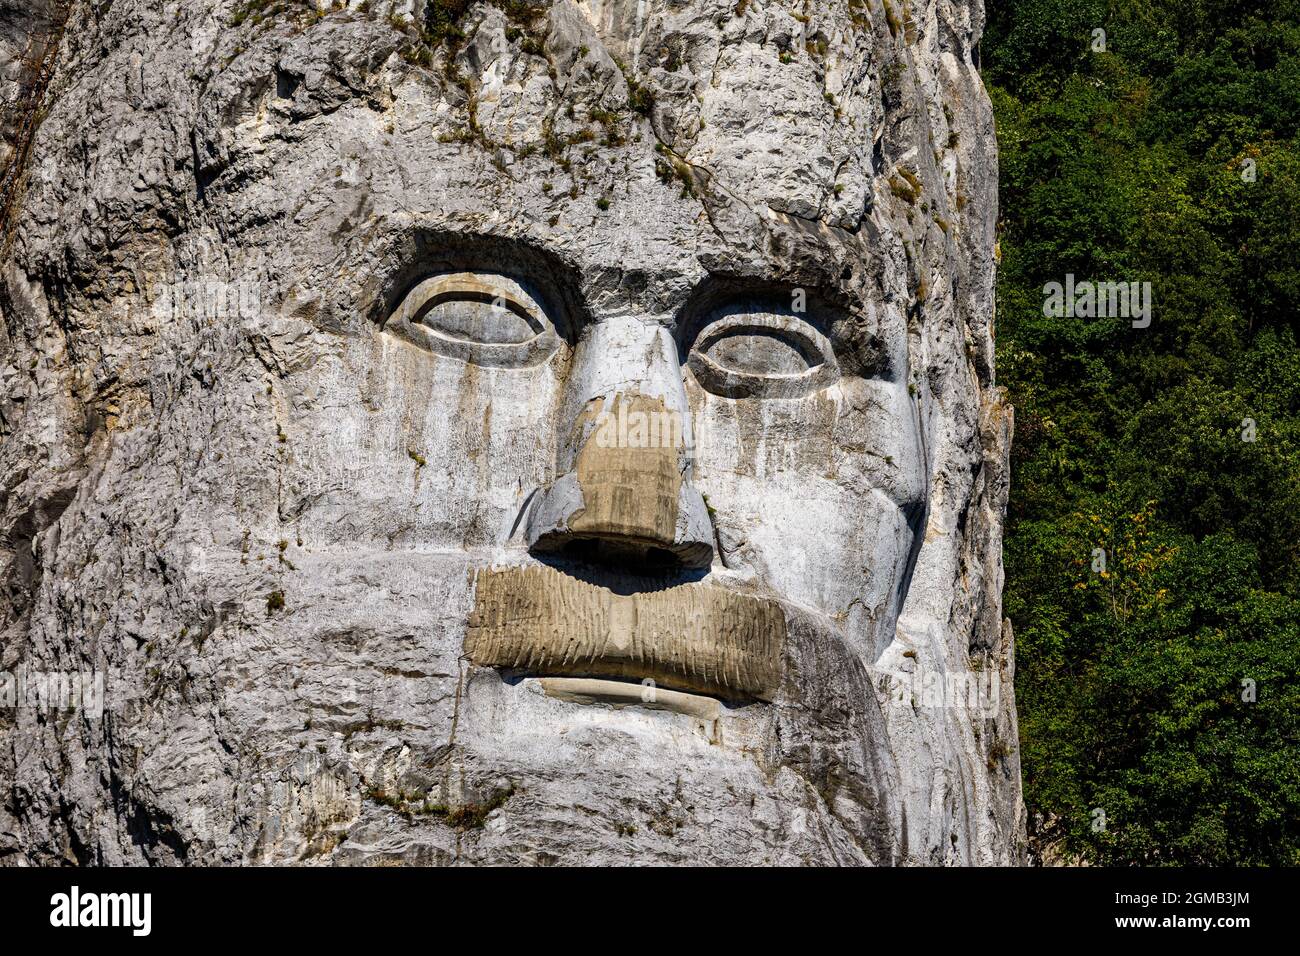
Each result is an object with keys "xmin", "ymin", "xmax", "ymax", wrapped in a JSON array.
[
  {"xmin": 363, "ymin": 215, "xmax": 928, "ymax": 701},
  {"xmin": 1, "ymin": 0, "xmax": 1021, "ymax": 864}
]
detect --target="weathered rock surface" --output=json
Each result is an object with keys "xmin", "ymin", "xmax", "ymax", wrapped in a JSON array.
[{"xmin": 0, "ymin": 0, "xmax": 1022, "ymax": 865}]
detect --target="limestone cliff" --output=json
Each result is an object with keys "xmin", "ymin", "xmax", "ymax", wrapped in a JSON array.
[{"xmin": 0, "ymin": 0, "xmax": 1022, "ymax": 865}]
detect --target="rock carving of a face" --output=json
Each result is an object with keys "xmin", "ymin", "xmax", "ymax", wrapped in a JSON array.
[{"xmin": 0, "ymin": 0, "xmax": 1022, "ymax": 864}]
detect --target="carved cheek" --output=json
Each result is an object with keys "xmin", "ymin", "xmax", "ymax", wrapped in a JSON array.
[{"xmin": 686, "ymin": 375, "xmax": 925, "ymax": 633}]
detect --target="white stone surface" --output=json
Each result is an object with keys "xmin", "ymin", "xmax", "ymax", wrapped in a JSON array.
[{"xmin": 0, "ymin": 0, "xmax": 1022, "ymax": 865}]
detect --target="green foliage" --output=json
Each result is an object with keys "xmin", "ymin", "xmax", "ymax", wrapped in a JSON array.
[
  {"xmin": 388, "ymin": 0, "xmax": 548, "ymax": 66},
  {"xmin": 625, "ymin": 76, "xmax": 656, "ymax": 115},
  {"xmin": 266, "ymin": 590, "xmax": 285, "ymax": 615},
  {"xmin": 988, "ymin": 0, "xmax": 1300, "ymax": 864},
  {"xmin": 421, "ymin": 0, "xmax": 546, "ymax": 46},
  {"xmin": 230, "ymin": 0, "xmax": 323, "ymax": 29}
]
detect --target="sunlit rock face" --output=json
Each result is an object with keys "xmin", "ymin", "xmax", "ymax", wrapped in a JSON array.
[{"xmin": 0, "ymin": 0, "xmax": 1022, "ymax": 865}]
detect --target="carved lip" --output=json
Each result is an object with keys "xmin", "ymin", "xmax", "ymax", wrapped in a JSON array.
[
  {"xmin": 537, "ymin": 677, "xmax": 721, "ymax": 721},
  {"xmin": 465, "ymin": 565, "xmax": 785, "ymax": 701}
]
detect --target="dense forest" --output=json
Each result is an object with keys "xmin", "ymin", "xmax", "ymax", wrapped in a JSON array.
[{"xmin": 984, "ymin": 0, "xmax": 1300, "ymax": 864}]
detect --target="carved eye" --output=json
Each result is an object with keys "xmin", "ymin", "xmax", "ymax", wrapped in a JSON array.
[
  {"xmin": 385, "ymin": 272, "xmax": 559, "ymax": 368},
  {"xmin": 687, "ymin": 307, "xmax": 839, "ymax": 399}
]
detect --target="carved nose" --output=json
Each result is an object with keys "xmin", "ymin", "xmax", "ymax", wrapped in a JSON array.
[{"xmin": 525, "ymin": 318, "xmax": 715, "ymax": 571}]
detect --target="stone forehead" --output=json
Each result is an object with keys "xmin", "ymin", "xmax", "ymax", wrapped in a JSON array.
[{"xmin": 174, "ymin": 1, "xmax": 892, "ymax": 318}]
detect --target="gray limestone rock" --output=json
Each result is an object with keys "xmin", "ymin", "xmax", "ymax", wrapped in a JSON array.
[{"xmin": 0, "ymin": 0, "xmax": 1022, "ymax": 865}]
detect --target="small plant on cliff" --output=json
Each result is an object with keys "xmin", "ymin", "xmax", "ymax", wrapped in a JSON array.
[{"xmin": 366, "ymin": 784, "xmax": 517, "ymax": 829}]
